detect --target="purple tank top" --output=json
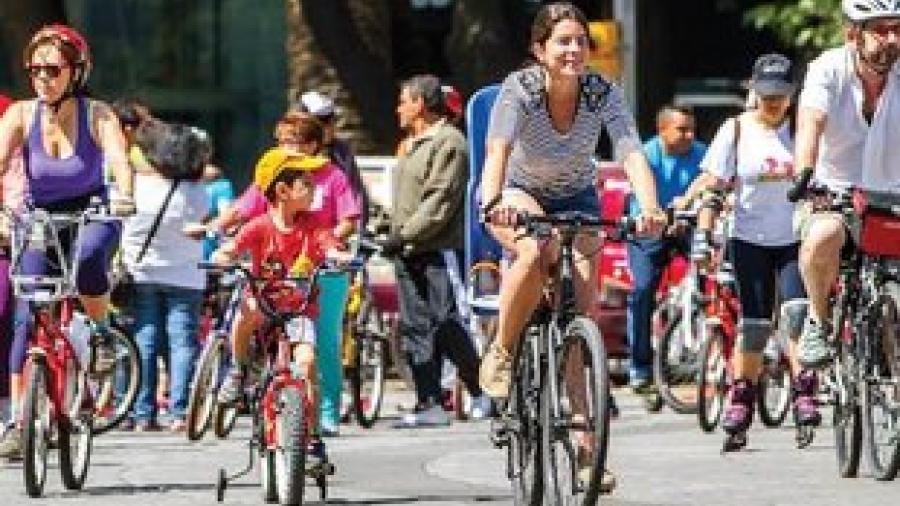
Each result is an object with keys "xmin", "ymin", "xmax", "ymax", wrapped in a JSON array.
[{"xmin": 23, "ymin": 97, "xmax": 104, "ymax": 206}]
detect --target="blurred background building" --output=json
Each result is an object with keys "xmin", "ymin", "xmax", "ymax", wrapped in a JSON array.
[{"xmin": 1, "ymin": 0, "xmax": 830, "ymax": 186}]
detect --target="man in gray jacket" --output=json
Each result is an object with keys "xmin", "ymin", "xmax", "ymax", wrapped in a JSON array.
[{"xmin": 381, "ymin": 74, "xmax": 489, "ymax": 426}]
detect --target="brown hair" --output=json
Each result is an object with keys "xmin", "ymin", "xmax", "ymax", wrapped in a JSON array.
[
  {"xmin": 273, "ymin": 112, "xmax": 324, "ymax": 150},
  {"xmin": 530, "ymin": 2, "xmax": 595, "ymax": 51}
]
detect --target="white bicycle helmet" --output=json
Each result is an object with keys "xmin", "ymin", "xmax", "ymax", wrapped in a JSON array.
[{"xmin": 843, "ymin": 0, "xmax": 900, "ymax": 22}]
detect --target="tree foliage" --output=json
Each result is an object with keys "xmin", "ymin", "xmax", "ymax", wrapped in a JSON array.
[{"xmin": 744, "ymin": 0, "xmax": 844, "ymax": 56}]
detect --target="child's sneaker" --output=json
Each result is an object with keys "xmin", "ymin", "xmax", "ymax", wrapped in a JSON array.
[{"xmin": 308, "ymin": 436, "xmax": 328, "ymax": 467}]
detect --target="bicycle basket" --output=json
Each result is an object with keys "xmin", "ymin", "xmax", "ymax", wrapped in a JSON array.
[{"xmin": 854, "ymin": 189, "xmax": 900, "ymax": 258}]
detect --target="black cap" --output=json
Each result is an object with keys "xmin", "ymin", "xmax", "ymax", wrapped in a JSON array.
[{"xmin": 750, "ymin": 53, "xmax": 796, "ymax": 97}]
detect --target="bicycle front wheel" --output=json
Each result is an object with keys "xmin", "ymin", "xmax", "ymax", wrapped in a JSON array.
[
  {"xmin": 187, "ymin": 337, "xmax": 228, "ymax": 441},
  {"xmin": 353, "ymin": 337, "xmax": 386, "ymax": 428},
  {"xmin": 90, "ymin": 324, "xmax": 141, "ymax": 435},
  {"xmin": 274, "ymin": 385, "xmax": 306, "ymax": 505},
  {"xmin": 757, "ymin": 357, "xmax": 791, "ymax": 428},
  {"xmin": 59, "ymin": 364, "xmax": 93, "ymax": 490},
  {"xmin": 697, "ymin": 329, "xmax": 727, "ymax": 433},
  {"xmin": 507, "ymin": 333, "xmax": 542, "ymax": 506},
  {"xmin": 653, "ymin": 309, "xmax": 702, "ymax": 414},
  {"xmin": 541, "ymin": 316, "xmax": 610, "ymax": 505},
  {"xmin": 863, "ymin": 281, "xmax": 900, "ymax": 481},
  {"xmin": 831, "ymin": 301, "xmax": 862, "ymax": 478},
  {"xmin": 22, "ymin": 357, "xmax": 51, "ymax": 498}
]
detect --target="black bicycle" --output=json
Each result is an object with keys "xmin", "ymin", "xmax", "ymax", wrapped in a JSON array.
[
  {"xmin": 489, "ymin": 210, "xmax": 631, "ymax": 505},
  {"xmin": 789, "ymin": 174, "xmax": 900, "ymax": 481}
]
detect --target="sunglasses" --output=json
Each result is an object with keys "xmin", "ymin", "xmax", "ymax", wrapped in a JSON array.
[
  {"xmin": 26, "ymin": 64, "xmax": 66, "ymax": 79},
  {"xmin": 864, "ymin": 22, "xmax": 900, "ymax": 40}
]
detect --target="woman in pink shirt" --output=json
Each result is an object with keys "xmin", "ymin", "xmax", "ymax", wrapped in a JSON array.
[{"xmin": 0, "ymin": 93, "xmax": 28, "ymax": 439}]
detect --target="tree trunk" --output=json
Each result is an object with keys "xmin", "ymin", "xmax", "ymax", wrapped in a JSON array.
[
  {"xmin": 285, "ymin": 0, "xmax": 396, "ymax": 154},
  {"xmin": 445, "ymin": 0, "xmax": 522, "ymax": 96},
  {"xmin": 0, "ymin": 0, "xmax": 67, "ymax": 94}
]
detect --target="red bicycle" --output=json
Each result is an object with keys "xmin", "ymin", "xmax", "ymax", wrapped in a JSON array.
[
  {"xmin": 5, "ymin": 202, "xmax": 120, "ymax": 497},
  {"xmin": 695, "ymin": 224, "xmax": 742, "ymax": 435},
  {"xmin": 208, "ymin": 260, "xmax": 345, "ymax": 504}
]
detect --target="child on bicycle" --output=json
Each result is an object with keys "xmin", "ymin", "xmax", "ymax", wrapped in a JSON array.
[{"xmin": 212, "ymin": 147, "xmax": 345, "ymax": 464}]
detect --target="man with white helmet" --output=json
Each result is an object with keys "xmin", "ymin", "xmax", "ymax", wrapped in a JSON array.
[{"xmin": 794, "ymin": 0, "xmax": 900, "ymax": 368}]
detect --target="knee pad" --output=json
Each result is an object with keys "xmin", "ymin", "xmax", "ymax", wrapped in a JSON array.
[
  {"xmin": 780, "ymin": 299, "xmax": 809, "ymax": 340},
  {"xmin": 737, "ymin": 318, "xmax": 772, "ymax": 353}
]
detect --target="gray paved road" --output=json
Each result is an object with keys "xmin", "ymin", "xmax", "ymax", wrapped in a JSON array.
[{"xmin": 1, "ymin": 388, "xmax": 898, "ymax": 505}]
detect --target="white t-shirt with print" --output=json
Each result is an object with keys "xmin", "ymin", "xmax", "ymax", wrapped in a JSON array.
[{"xmin": 701, "ymin": 116, "xmax": 796, "ymax": 247}]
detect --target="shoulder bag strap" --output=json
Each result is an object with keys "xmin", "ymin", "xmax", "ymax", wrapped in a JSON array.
[{"xmin": 135, "ymin": 180, "xmax": 180, "ymax": 264}]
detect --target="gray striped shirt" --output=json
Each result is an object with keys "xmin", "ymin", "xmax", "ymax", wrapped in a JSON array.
[{"xmin": 487, "ymin": 66, "xmax": 641, "ymax": 199}]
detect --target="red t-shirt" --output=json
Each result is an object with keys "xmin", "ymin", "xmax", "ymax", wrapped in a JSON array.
[{"xmin": 232, "ymin": 213, "xmax": 339, "ymax": 317}]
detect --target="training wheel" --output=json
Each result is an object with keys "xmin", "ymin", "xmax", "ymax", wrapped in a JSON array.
[
  {"xmin": 317, "ymin": 475, "xmax": 327, "ymax": 500},
  {"xmin": 216, "ymin": 468, "xmax": 227, "ymax": 502}
]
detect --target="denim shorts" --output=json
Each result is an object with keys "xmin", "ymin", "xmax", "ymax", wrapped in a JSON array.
[{"xmin": 503, "ymin": 184, "xmax": 601, "ymax": 217}]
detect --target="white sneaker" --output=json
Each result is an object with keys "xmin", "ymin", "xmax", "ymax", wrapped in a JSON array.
[
  {"xmin": 469, "ymin": 395, "xmax": 494, "ymax": 420},
  {"xmin": 393, "ymin": 405, "xmax": 451, "ymax": 428}
]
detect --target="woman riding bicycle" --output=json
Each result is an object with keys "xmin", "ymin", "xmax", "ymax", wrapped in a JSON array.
[
  {"xmin": 691, "ymin": 54, "xmax": 818, "ymax": 450},
  {"xmin": 478, "ymin": 2, "xmax": 665, "ymax": 492},
  {"xmin": 0, "ymin": 24, "xmax": 134, "ymax": 459}
]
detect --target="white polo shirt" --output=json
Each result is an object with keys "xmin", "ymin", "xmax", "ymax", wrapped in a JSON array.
[{"xmin": 799, "ymin": 45, "xmax": 900, "ymax": 190}]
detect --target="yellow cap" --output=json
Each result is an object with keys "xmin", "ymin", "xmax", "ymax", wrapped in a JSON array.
[{"xmin": 253, "ymin": 147, "xmax": 328, "ymax": 193}]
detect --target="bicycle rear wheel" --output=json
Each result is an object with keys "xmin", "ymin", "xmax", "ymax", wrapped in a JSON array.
[
  {"xmin": 90, "ymin": 324, "xmax": 141, "ymax": 435},
  {"xmin": 187, "ymin": 337, "xmax": 228, "ymax": 441},
  {"xmin": 653, "ymin": 310, "xmax": 702, "ymax": 414},
  {"xmin": 542, "ymin": 317, "xmax": 610, "ymax": 505},
  {"xmin": 863, "ymin": 281, "xmax": 900, "ymax": 481},
  {"xmin": 697, "ymin": 330, "xmax": 727, "ymax": 433},
  {"xmin": 274, "ymin": 385, "xmax": 306, "ymax": 505},
  {"xmin": 59, "ymin": 364, "xmax": 93, "ymax": 490},
  {"xmin": 22, "ymin": 357, "xmax": 51, "ymax": 498},
  {"xmin": 507, "ymin": 334, "xmax": 542, "ymax": 506}
]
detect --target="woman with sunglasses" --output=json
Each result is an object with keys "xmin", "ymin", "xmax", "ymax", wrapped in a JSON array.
[{"xmin": 0, "ymin": 25, "xmax": 134, "ymax": 460}]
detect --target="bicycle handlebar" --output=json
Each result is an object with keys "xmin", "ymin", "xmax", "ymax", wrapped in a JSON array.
[
  {"xmin": 787, "ymin": 168, "xmax": 815, "ymax": 203},
  {"xmin": 484, "ymin": 210, "xmax": 637, "ymax": 241}
]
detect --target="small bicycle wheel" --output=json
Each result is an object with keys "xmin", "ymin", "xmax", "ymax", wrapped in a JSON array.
[
  {"xmin": 90, "ymin": 324, "xmax": 141, "ymax": 435},
  {"xmin": 187, "ymin": 337, "xmax": 227, "ymax": 441},
  {"xmin": 22, "ymin": 357, "xmax": 51, "ymax": 498},
  {"xmin": 863, "ymin": 282, "xmax": 900, "ymax": 481},
  {"xmin": 59, "ymin": 363, "xmax": 93, "ymax": 490},
  {"xmin": 541, "ymin": 316, "xmax": 610, "ymax": 505},
  {"xmin": 653, "ymin": 310, "xmax": 702, "ymax": 415},
  {"xmin": 757, "ymin": 358, "xmax": 791, "ymax": 428},
  {"xmin": 697, "ymin": 330, "xmax": 727, "ymax": 433},
  {"xmin": 274, "ymin": 385, "xmax": 306, "ymax": 505},
  {"xmin": 507, "ymin": 335, "xmax": 543, "ymax": 506}
]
